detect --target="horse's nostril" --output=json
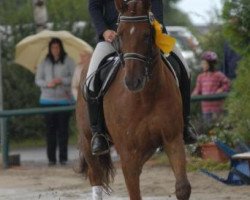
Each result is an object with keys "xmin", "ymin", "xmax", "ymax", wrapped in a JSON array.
[{"xmin": 135, "ymin": 79, "xmax": 141, "ymax": 88}]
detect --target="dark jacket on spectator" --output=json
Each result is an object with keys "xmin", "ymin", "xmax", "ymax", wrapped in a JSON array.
[
  {"xmin": 223, "ymin": 42, "xmax": 241, "ymax": 79},
  {"xmin": 88, "ymin": 0, "xmax": 164, "ymax": 41}
]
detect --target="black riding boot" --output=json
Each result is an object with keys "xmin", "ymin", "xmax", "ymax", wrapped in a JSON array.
[
  {"xmin": 86, "ymin": 96, "xmax": 110, "ymax": 155},
  {"xmin": 179, "ymin": 66, "xmax": 197, "ymax": 145},
  {"xmin": 168, "ymin": 52, "xmax": 197, "ymax": 144}
]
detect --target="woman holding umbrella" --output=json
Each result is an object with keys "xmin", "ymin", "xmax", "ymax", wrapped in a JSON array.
[{"xmin": 35, "ymin": 37, "xmax": 75, "ymax": 166}]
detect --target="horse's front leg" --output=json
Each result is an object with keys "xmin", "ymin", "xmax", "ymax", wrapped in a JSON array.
[
  {"xmin": 88, "ymin": 166, "xmax": 104, "ymax": 200},
  {"xmin": 120, "ymin": 155, "xmax": 142, "ymax": 200},
  {"xmin": 164, "ymin": 135, "xmax": 191, "ymax": 200}
]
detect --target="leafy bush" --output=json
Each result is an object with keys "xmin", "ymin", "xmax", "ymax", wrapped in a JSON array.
[
  {"xmin": 222, "ymin": 0, "xmax": 250, "ymax": 143},
  {"xmin": 224, "ymin": 57, "xmax": 250, "ymax": 142},
  {"xmin": 3, "ymin": 62, "xmax": 45, "ymax": 140},
  {"xmin": 223, "ymin": 0, "xmax": 250, "ymax": 55}
]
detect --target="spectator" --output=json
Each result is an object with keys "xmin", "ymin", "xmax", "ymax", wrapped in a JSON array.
[
  {"xmin": 71, "ymin": 52, "xmax": 92, "ymax": 100},
  {"xmin": 222, "ymin": 41, "xmax": 241, "ymax": 79},
  {"xmin": 35, "ymin": 38, "xmax": 75, "ymax": 166},
  {"xmin": 192, "ymin": 51, "xmax": 230, "ymax": 124}
]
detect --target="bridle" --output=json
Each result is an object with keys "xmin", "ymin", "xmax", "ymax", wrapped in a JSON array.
[{"xmin": 116, "ymin": 13, "xmax": 156, "ymax": 79}]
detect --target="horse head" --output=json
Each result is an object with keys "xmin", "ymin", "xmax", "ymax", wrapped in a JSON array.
[{"xmin": 115, "ymin": 0, "xmax": 159, "ymax": 92}]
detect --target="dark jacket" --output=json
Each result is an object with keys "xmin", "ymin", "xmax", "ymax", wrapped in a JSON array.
[
  {"xmin": 88, "ymin": 0, "xmax": 164, "ymax": 41},
  {"xmin": 222, "ymin": 42, "xmax": 241, "ymax": 79}
]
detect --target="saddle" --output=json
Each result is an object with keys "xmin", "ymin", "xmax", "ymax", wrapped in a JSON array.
[
  {"xmin": 84, "ymin": 52, "xmax": 183, "ymax": 100},
  {"xmin": 84, "ymin": 53, "xmax": 120, "ymax": 100}
]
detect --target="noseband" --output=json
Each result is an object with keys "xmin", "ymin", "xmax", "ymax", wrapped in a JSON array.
[{"xmin": 117, "ymin": 14, "xmax": 155, "ymax": 79}]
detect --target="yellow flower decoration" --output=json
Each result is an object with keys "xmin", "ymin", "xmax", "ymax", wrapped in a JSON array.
[{"xmin": 152, "ymin": 19, "xmax": 176, "ymax": 54}]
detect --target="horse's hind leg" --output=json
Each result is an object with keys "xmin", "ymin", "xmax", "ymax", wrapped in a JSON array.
[
  {"xmin": 164, "ymin": 136, "xmax": 191, "ymax": 200},
  {"xmin": 120, "ymin": 156, "xmax": 142, "ymax": 200}
]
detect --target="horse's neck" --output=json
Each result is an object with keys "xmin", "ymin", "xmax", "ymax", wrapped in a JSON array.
[{"xmin": 145, "ymin": 56, "xmax": 171, "ymax": 94}]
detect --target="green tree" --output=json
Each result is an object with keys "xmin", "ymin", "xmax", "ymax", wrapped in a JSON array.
[
  {"xmin": 0, "ymin": 0, "xmax": 41, "ymax": 140},
  {"xmin": 163, "ymin": 0, "xmax": 192, "ymax": 26},
  {"xmin": 223, "ymin": 0, "xmax": 250, "ymax": 55},
  {"xmin": 47, "ymin": 0, "xmax": 89, "ymax": 25},
  {"xmin": 198, "ymin": 23, "xmax": 226, "ymax": 68},
  {"xmin": 47, "ymin": 0, "xmax": 96, "ymax": 46},
  {"xmin": 223, "ymin": 0, "xmax": 250, "ymax": 142}
]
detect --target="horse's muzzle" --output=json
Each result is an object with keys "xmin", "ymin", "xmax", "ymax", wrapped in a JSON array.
[{"xmin": 124, "ymin": 76, "xmax": 146, "ymax": 92}]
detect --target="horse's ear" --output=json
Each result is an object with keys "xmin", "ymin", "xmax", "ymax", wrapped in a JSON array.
[
  {"xmin": 143, "ymin": 0, "xmax": 151, "ymax": 11},
  {"xmin": 115, "ymin": 0, "xmax": 128, "ymax": 13}
]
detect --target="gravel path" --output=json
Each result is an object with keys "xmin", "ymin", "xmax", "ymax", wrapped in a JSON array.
[{"xmin": 0, "ymin": 146, "xmax": 249, "ymax": 199}]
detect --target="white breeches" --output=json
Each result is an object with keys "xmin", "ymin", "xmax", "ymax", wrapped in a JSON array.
[{"xmin": 86, "ymin": 41, "xmax": 116, "ymax": 91}]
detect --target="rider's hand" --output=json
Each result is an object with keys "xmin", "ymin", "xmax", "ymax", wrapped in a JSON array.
[{"xmin": 103, "ymin": 30, "xmax": 117, "ymax": 43}]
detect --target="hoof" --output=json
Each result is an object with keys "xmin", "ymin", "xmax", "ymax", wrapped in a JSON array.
[{"xmin": 176, "ymin": 180, "xmax": 191, "ymax": 200}]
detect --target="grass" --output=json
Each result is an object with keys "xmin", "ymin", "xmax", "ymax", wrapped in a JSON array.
[
  {"xmin": 10, "ymin": 131, "xmax": 78, "ymax": 150},
  {"xmin": 187, "ymin": 157, "xmax": 230, "ymax": 171},
  {"xmin": 148, "ymin": 152, "xmax": 230, "ymax": 172},
  {"xmin": 10, "ymin": 138, "xmax": 46, "ymax": 149},
  {"xmin": 8, "ymin": 117, "xmax": 78, "ymax": 150}
]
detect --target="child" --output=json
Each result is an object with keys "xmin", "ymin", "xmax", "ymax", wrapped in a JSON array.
[
  {"xmin": 192, "ymin": 51, "xmax": 230, "ymax": 123},
  {"xmin": 71, "ymin": 52, "xmax": 92, "ymax": 100}
]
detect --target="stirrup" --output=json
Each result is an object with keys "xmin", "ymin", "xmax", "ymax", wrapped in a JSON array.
[{"xmin": 91, "ymin": 133, "xmax": 110, "ymax": 156}]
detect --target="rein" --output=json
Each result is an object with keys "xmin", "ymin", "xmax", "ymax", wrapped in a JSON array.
[{"xmin": 116, "ymin": 14, "xmax": 156, "ymax": 79}]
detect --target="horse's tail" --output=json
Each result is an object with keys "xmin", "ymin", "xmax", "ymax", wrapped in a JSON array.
[
  {"xmin": 76, "ymin": 147, "xmax": 88, "ymax": 177},
  {"xmin": 76, "ymin": 136, "xmax": 115, "ymax": 190},
  {"xmin": 98, "ymin": 154, "xmax": 116, "ymax": 191}
]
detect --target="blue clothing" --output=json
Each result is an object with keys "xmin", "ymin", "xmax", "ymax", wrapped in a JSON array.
[
  {"xmin": 223, "ymin": 42, "xmax": 241, "ymax": 79},
  {"xmin": 39, "ymin": 99, "xmax": 75, "ymax": 106},
  {"xmin": 88, "ymin": 0, "xmax": 164, "ymax": 41}
]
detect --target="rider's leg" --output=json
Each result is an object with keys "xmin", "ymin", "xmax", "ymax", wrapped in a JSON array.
[
  {"xmin": 86, "ymin": 42, "xmax": 115, "ymax": 91},
  {"xmin": 87, "ymin": 96, "xmax": 110, "ymax": 155},
  {"xmin": 85, "ymin": 41, "xmax": 115, "ymax": 155},
  {"xmin": 172, "ymin": 46, "xmax": 197, "ymax": 144}
]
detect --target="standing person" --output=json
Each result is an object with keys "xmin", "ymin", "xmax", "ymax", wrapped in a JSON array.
[
  {"xmin": 35, "ymin": 37, "xmax": 75, "ymax": 166},
  {"xmin": 192, "ymin": 51, "xmax": 230, "ymax": 123},
  {"xmin": 223, "ymin": 41, "xmax": 241, "ymax": 80},
  {"xmin": 86, "ymin": 0, "xmax": 196, "ymax": 156},
  {"xmin": 71, "ymin": 52, "xmax": 92, "ymax": 100}
]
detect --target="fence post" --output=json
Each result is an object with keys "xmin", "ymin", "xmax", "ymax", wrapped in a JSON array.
[{"xmin": 1, "ymin": 118, "xmax": 8, "ymax": 168}]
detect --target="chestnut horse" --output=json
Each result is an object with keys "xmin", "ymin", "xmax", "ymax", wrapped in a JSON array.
[{"xmin": 76, "ymin": 0, "xmax": 191, "ymax": 199}]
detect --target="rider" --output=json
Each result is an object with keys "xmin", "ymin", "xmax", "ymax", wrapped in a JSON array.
[{"xmin": 86, "ymin": 0, "xmax": 197, "ymax": 156}]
